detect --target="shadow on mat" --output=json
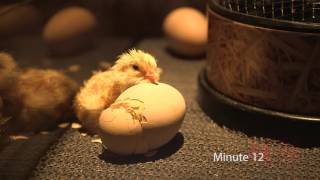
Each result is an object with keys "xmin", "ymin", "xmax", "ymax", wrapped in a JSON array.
[
  {"xmin": 198, "ymin": 89, "xmax": 320, "ymax": 148},
  {"xmin": 197, "ymin": 70, "xmax": 320, "ymax": 148},
  {"xmin": 206, "ymin": 108, "xmax": 320, "ymax": 148},
  {"xmin": 99, "ymin": 132, "xmax": 184, "ymax": 164}
]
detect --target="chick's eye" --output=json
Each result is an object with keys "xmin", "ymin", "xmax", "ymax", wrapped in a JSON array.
[{"xmin": 132, "ymin": 65, "xmax": 139, "ymax": 71}]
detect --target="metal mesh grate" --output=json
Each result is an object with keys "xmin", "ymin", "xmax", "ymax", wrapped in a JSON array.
[{"xmin": 218, "ymin": 0, "xmax": 320, "ymax": 22}]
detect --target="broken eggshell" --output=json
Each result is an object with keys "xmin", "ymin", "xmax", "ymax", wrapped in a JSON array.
[{"xmin": 99, "ymin": 83, "xmax": 186, "ymax": 155}]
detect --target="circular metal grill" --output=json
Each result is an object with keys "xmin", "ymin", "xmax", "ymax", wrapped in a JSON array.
[
  {"xmin": 217, "ymin": 0, "xmax": 320, "ymax": 23},
  {"xmin": 207, "ymin": 0, "xmax": 320, "ymax": 116}
]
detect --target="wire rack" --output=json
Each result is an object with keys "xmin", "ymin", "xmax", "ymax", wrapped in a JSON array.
[{"xmin": 218, "ymin": 0, "xmax": 320, "ymax": 23}]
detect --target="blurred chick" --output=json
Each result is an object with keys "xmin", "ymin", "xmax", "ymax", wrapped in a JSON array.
[
  {"xmin": 74, "ymin": 49, "xmax": 162, "ymax": 134},
  {"xmin": 14, "ymin": 69, "xmax": 79, "ymax": 131},
  {"xmin": 0, "ymin": 52, "xmax": 79, "ymax": 132},
  {"xmin": 0, "ymin": 52, "xmax": 21, "ymax": 126},
  {"xmin": 0, "ymin": 52, "xmax": 20, "ymax": 93}
]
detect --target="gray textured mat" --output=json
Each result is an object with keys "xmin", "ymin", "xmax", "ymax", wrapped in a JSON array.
[
  {"xmin": 31, "ymin": 101, "xmax": 320, "ymax": 179},
  {"xmin": 30, "ymin": 39, "xmax": 320, "ymax": 179},
  {"xmin": 0, "ymin": 38, "xmax": 318, "ymax": 179}
]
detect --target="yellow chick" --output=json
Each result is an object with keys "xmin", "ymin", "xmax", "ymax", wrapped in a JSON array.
[{"xmin": 74, "ymin": 49, "xmax": 162, "ymax": 134}]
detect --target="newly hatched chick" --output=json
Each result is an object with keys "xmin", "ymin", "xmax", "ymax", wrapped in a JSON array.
[
  {"xmin": 13, "ymin": 69, "xmax": 79, "ymax": 131},
  {"xmin": 0, "ymin": 53, "xmax": 79, "ymax": 132},
  {"xmin": 74, "ymin": 49, "xmax": 162, "ymax": 134}
]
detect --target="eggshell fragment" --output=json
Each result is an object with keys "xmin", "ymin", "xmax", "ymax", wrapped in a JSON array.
[
  {"xmin": 99, "ymin": 83, "xmax": 186, "ymax": 155},
  {"xmin": 163, "ymin": 7, "xmax": 207, "ymax": 57},
  {"xmin": 43, "ymin": 6, "xmax": 97, "ymax": 55}
]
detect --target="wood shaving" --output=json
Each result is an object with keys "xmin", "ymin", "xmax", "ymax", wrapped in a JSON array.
[
  {"xmin": 71, "ymin": 122, "xmax": 82, "ymax": 129},
  {"xmin": 91, "ymin": 138, "xmax": 102, "ymax": 144},
  {"xmin": 80, "ymin": 133, "xmax": 87, "ymax": 137},
  {"xmin": 40, "ymin": 131, "xmax": 49, "ymax": 135},
  {"xmin": 58, "ymin": 122, "xmax": 70, "ymax": 128},
  {"xmin": 10, "ymin": 135, "xmax": 29, "ymax": 140}
]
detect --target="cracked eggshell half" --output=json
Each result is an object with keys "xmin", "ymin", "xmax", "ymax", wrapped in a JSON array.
[
  {"xmin": 98, "ymin": 106, "xmax": 148, "ymax": 155},
  {"xmin": 98, "ymin": 83, "xmax": 186, "ymax": 155}
]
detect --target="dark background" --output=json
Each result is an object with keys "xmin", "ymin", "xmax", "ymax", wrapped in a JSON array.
[
  {"xmin": 1, "ymin": 0, "xmax": 205, "ymax": 37},
  {"xmin": 0, "ymin": 0, "xmax": 319, "ymax": 179}
]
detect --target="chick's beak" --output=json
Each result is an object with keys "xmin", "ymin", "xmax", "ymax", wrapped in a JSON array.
[{"xmin": 144, "ymin": 71, "xmax": 158, "ymax": 84}]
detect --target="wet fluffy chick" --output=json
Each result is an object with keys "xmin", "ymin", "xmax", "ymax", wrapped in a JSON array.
[
  {"xmin": 74, "ymin": 49, "xmax": 162, "ymax": 134},
  {"xmin": 0, "ymin": 52, "xmax": 79, "ymax": 132},
  {"xmin": 13, "ymin": 69, "xmax": 79, "ymax": 131}
]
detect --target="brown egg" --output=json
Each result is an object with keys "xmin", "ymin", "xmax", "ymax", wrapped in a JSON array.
[
  {"xmin": 99, "ymin": 83, "xmax": 186, "ymax": 155},
  {"xmin": 163, "ymin": 7, "xmax": 208, "ymax": 57},
  {"xmin": 0, "ymin": 4, "xmax": 41, "ymax": 36},
  {"xmin": 43, "ymin": 6, "xmax": 97, "ymax": 55}
]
